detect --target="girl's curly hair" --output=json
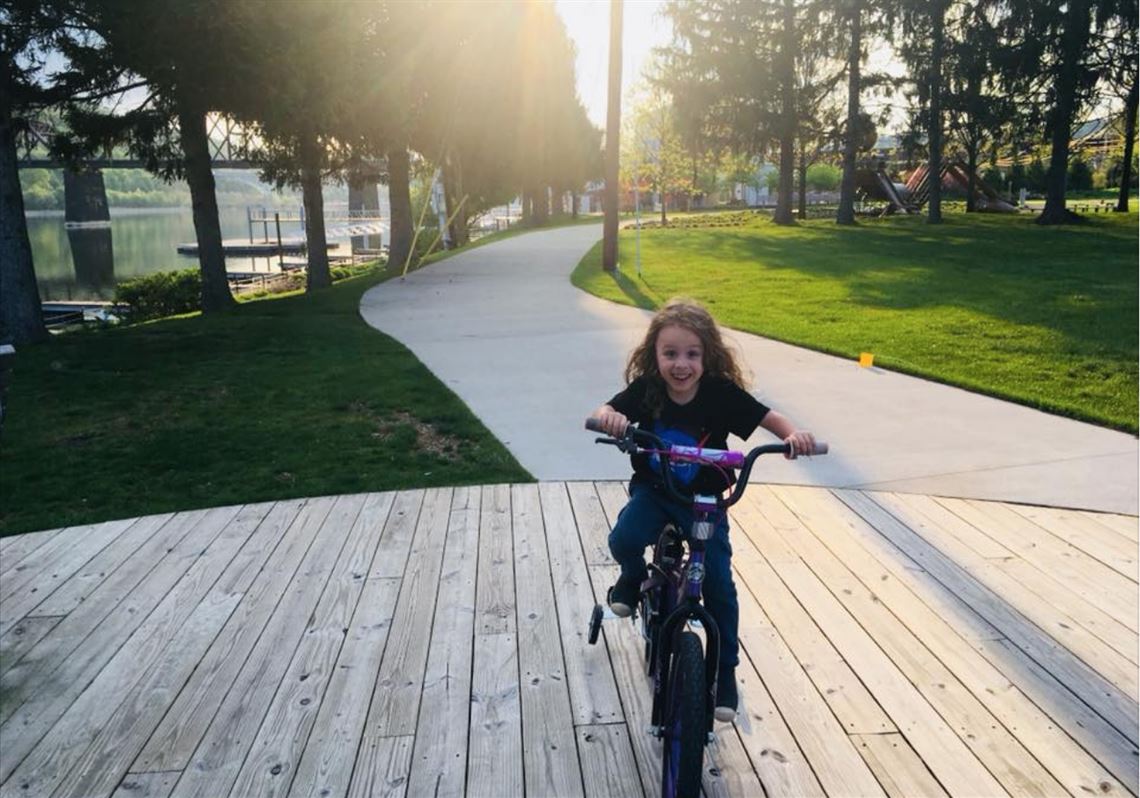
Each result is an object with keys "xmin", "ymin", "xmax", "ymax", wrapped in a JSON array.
[{"xmin": 625, "ymin": 297, "xmax": 749, "ymax": 416}]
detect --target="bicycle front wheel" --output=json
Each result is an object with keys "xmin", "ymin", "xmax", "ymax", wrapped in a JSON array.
[{"xmin": 661, "ymin": 630, "xmax": 706, "ymax": 798}]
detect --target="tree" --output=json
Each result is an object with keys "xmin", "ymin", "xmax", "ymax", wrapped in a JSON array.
[
  {"xmin": 898, "ymin": 0, "xmax": 951, "ymax": 222},
  {"xmin": 663, "ymin": 0, "xmax": 810, "ymax": 226},
  {"xmin": 1, "ymin": 0, "xmax": 52, "ymax": 344},
  {"xmin": 49, "ymin": 0, "xmax": 258, "ymax": 311},
  {"xmin": 603, "ymin": 0, "xmax": 622, "ymax": 271},
  {"xmin": 623, "ymin": 85, "xmax": 692, "ymax": 224},
  {"xmin": 1001, "ymin": 0, "xmax": 1132, "ymax": 223}
]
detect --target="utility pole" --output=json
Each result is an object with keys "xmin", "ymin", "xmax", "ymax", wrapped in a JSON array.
[{"xmin": 602, "ymin": 0, "xmax": 623, "ymax": 272}]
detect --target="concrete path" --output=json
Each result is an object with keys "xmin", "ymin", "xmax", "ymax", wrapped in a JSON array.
[{"xmin": 360, "ymin": 223, "xmax": 1138, "ymax": 514}]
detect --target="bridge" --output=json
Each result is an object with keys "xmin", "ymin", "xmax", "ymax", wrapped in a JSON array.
[{"xmin": 15, "ymin": 112, "xmax": 257, "ymax": 170}]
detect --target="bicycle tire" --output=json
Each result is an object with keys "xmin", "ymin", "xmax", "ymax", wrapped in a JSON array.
[{"xmin": 661, "ymin": 630, "xmax": 706, "ymax": 798}]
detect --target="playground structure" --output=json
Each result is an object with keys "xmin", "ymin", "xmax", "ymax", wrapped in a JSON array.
[{"xmin": 856, "ymin": 162, "xmax": 1020, "ymax": 215}]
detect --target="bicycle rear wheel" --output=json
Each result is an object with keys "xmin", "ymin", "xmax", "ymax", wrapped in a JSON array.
[{"xmin": 661, "ymin": 630, "xmax": 706, "ymax": 798}]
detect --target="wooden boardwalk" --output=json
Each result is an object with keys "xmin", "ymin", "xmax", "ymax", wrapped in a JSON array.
[{"xmin": 0, "ymin": 483, "xmax": 1136, "ymax": 798}]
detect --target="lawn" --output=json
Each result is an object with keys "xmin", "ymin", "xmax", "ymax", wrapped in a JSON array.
[
  {"xmin": 0, "ymin": 269, "xmax": 531, "ymax": 536},
  {"xmin": 572, "ymin": 209, "xmax": 1138, "ymax": 433}
]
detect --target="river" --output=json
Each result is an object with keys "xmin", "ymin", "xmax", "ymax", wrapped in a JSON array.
[{"xmin": 27, "ymin": 202, "xmax": 379, "ymax": 302}]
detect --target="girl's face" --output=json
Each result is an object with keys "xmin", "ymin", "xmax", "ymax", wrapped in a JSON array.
[{"xmin": 655, "ymin": 324, "xmax": 704, "ymax": 404}]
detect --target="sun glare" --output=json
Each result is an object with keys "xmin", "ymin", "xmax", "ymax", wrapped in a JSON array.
[{"xmin": 555, "ymin": 0, "xmax": 670, "ymax": 127}]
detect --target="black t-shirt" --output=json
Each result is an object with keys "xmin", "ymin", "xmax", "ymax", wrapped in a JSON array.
[{"xmin": 607, "ymin": 375, "xmax": 770, "ymax": 495}]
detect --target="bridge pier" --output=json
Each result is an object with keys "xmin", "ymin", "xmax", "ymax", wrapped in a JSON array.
[
  {"xmin": 348, "ymin": 180, "xmax": 381, "ymax": 252},
  {"xmin": 63, "ymin": 168, "xmax": 111, "ymax": 226}
]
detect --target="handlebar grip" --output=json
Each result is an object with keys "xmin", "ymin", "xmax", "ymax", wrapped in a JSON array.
[
  {"xmin": 811, "ymin": 442, "xmax": 829, "ymax": 455},
  {"xmin": 585, "ymin": 417, "xmax": 604, "ymax": 433}
]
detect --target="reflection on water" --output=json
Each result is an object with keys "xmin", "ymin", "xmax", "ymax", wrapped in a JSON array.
[{"xmin": 68, "ymin": 228, "xmax": 114, "ymax": 293}]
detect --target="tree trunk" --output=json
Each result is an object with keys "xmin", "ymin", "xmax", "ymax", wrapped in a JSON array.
[
  {"xmin": 1039, "ymin": 0, "xmax": 1092, "ymax": 225},
  {"xmin": 602, "ymin": 0, "xmax": 623, "ymax": 271},
  {"xmin": 175, "ymin": 93, "xmax": 235, "ymax": 312},
  {"xmin": 798, "ymin": 147, "xmax": 807, "ymax": 220},
  {"xmin": 965, "ymin": 140, "xmax": 979, "ymax": 212},
  {"xmin": 299, "ymin": 131, "xmax": 330, "ymax": 290},
  {"xmin": 386, "ymin": 142, "xmax": 413, "ymax": 271},
  {"xmin": 773, "ymin": 0, "xmax": 797, "ymax": 225},
  {"xmin": 572, "ymin": 192, "xmax": 579, "ymax": 218},
  {"xmin": 661, "ymin": 190, "xmax": 667, "ymax": 225},
  {"xmin": 441, "ymin": 157, "xmax": 468, "ymax": 246},
  {"xmin": 1116, "ymin": 75, "xmax": 1137, "ymax": 213},
  {"xmin": 836, "ymin": 0, "xmax": 862, "ymax": 226},
  {"xmin": 927, "ymin": 0, "xmax": 945, "ymax": 224},
  {"xmin": 0, "ymin": 62, "xmax": 47, "ymax": 345},
  {"xmin": 533, "ymin": 185, "xmax": 549, "ymax": 225}
]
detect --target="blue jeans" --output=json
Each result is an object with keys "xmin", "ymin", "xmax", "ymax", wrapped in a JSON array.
[{"xmin": 608, "ymin": 482, "xmax": 739, "ymax": 673}]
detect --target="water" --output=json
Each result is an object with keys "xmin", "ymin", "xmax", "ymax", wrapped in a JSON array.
[{"xmin": 27, "ymin": 202, "xmax": 379, "ymax": 302}]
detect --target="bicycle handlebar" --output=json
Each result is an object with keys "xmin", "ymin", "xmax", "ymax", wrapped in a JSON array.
[{"xmin": 584, "ymin": 417, "xmax": 827, "ymax": 510}]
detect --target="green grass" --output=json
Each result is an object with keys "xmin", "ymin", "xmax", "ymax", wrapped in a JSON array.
[
  {"xmin": 572, "ymin": 209, "xmax": 1139, "ymax": 433},
  {"xmin": 0, "ymin": 269, "xmax": 531, "ymax": 536}
]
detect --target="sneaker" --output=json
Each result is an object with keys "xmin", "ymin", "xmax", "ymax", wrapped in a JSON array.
[
  {"xmin": 607, "ymin": 575, "xmax": 639, "ymax": 618},
  {"xmin": 714, "ymin": 671, "xmax": 738, "ymax": 722}
]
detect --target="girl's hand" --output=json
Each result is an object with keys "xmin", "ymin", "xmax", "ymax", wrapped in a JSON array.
[
  {"xmin": 784, "ymin": 430, "xmax": 817, "ymax": 459},
  {"xmin": 593, "ymin": 405, "xmax": 629, "ymax": 438}
]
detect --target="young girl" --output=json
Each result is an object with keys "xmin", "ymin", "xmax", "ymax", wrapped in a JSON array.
[{"xmin": 589, "ymin": 298, "xmax": 816, "ymax": 721}]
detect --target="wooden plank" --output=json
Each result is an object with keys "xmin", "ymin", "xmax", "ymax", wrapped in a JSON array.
[
  {"xmin": 475, "ymin": 484, "xmax": 515, "ymax": 635},
  {"xmin": 742, "ymin": 491, "xmax": 1010, "ymax": 798},
  {"xmin": 511, "ymin": 483, "xmax": 584, "ymax": 798},
  {"xmin": 581, "ymin": 564, "xmax": 665, "ymax": 798},
  {"xmin": 347, "ymin": 735, "xmax": 413, "ymax": 798},
  {"xmin": 837, "ymin": 489, "xmax": 1139, "ymax": 747},
  {"xmin": 593, "ymin": 481, "xmax": 629, "ymax": 530},
  {"xmin": 466, "ymin": 632, "xmax": 523, "ymax": 798},
  {"xmin": 769, "ymin": 489, "xmax": 1127, "ymax": 797},
  {"xmin": 0, "ymin": 505, "xmax": 241, "ymax": 783},
  {"xmin": 1079, "ymin": 511, "xmax": 1139, "ymax": 543},
  {"xmin": 940, "ymin": 497, "xmax": 1138, "ymax": 632},
  {"xmin": 0, "ymin": 516, "xmax": 135, "ymax": 635},
  {"xmin": 566, "ymin": 482, "xmax": 614, "ymax": 567},
  {"xmin": 576, "ymin": 724, "xmax": 644, "ymax": 798},
  {"xmin": 730, "ymin": 495, "xmax": 896, "ymax": 735},
  {"xmin": 167, "ymin": 494, "xmax": 365, "ymax": 798},
  {"xmin": 406, "ymin": 487, "xmax": 481, "ymax": 798},
  {"xmin": 49, "ymin": 591, "xmax": 245, "ymax": 798},
  {"xmin": 723, "ymin": 658, "xmax": 824, "ymax": 797},
  {"xmin": 0, "ymin": 502, "xmax": 264, "ymax": 796},
  {"xmin": 0, "ymin": 512, "xmax": 191, "ymax": 719},
  {"xmin": 1006, "ymin": 504, "xmax": 1138, "ymax": 582},
  {"xmin": 112, "ymin": 771, "xmax": 180, "ymax": 798},
  {"xmin": 0, "ymin": 528, "xmax": 64, "ymax": 567},
  {"xmin": 132, "ymin": 498, "xmax": 331, "ymax": 772},
  {"xmin": 976, "ymin": 637, "xmax": 1140, "ymax": 796},
  {"xmin": 361, "ymin": 487, "xmax": 452, "ymax": 738},
  {"xmin": 368, "ymin": 489, "xmax": 426, "ymax": 580},
  {"xmin": 30, "ymin": 513, "xmax": 176, "ymax": 617},
  {"xmin": 0, "ymin": 616, "xmax": 62, "ymax": 680},
  {"xmin": 0, "ymin": 525, "xmax": 88, "ymax": 600},
  {"xmin": 872, "ymin": 492, "xmax": 1139, "ymax": 701},
  {"xmin": 852, "ymin": 734, "xmax": 949, "ymax": 798},
  {"xmin": 997, "ymin": 557, "xmax": 1138, "ymax": 665},
  {"xmin": 539, "ymin": 482, "xmax": 623, "ymax": 725},
  {"xmin": 288, "ymin": 575, "xmax": 401, "ymax": 798},
  {"xmin": 890, "ymin": 493, "xmax": 1017, "ymax": 561},
  {"xmin": 227, "ymin": 493, "xmax": 395, "ymax": 798}
]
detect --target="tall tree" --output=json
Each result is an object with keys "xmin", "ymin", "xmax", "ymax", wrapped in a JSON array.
[
  {"xmin": 603, "ymin": 0, "xmax": 622, "ymax": 271},
  {"xmin": 0, "ymin": 0, "xmax": 52, "ymax": 344},
  {"xmin": 53, "ymin": 0, "xmax": 248, "ymax": 310},
  {"xmin": 1002, "ymin": 0, "xmax": 1130, "ymax": 223}
]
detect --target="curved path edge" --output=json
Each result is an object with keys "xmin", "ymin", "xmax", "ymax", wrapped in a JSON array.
[{"xmin": 360, "ymin": 224, "xmax": 1138, "ymax": 514}]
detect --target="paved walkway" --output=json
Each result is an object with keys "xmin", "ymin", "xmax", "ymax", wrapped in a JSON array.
[{"xmin": 360, "ymin": 223, "xmax": 1138, "ymax": 514}]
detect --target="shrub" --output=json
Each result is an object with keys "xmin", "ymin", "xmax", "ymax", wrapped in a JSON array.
[{"xmin": 114, "ymin": 268, "xmax": 201, "ymax": 322}]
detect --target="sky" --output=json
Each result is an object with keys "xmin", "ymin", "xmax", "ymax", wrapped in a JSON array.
[{"xmin": 554, "ymin": 0, "xmax": 671, "ymax": 128}]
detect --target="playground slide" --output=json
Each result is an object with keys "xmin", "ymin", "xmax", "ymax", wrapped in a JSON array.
[{"xmin": 873, "ymin": 171, "xmax": 916, "ymax": 214}]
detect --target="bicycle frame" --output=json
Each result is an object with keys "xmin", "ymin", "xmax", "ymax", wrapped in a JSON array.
[{"xmin": 646, "ymin": 501, "xmax": 721, "ymax": 737}]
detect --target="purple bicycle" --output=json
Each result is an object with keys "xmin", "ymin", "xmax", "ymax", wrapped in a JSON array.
[{"xmin": 585, "ymin": 418, "xmax": 827, "ymax": 798}]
